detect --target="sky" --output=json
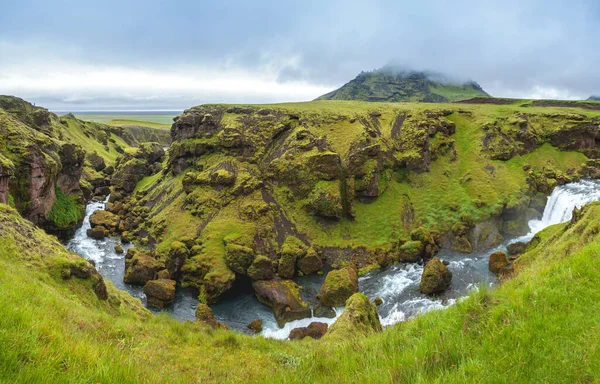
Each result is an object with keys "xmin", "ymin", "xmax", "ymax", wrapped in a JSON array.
[{"xmin": 1, "ymin": 0, "xmax": 599, "ymax": 110}]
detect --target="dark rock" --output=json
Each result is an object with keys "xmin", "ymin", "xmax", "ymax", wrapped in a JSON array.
[
  {"xmin": 296, "ymin": 248, "xmax": 323, "ymax": 275},
  {"xmin": 247, "ymin": 255, "xmax": 276, "ymax": 280},
  {"xmin": 313, "ymin": 304, "xmax": 337, "ymax": 318},
  {"xmin": 195, "ymin": 304, "xmax": 227, "ymax": 329},
  {"xmin": 87, "ymin": 225, "xmax": 108, "ymax": 239},
  {"xmin": 420, "ymin": 258, "xmax": 452, "ymax": 294},
  {"xmin": 247, "ymin": 319, "xmax": 263, "ymax": 333},
  {"xmin": 506, "ymin": 242, "xmax": 527, "ymax": 256},
  {"xmin": 143, "ymin": 279, "xmax": 176, "ymax": 308},
  {"xmin": 123, "ymin": 249, "xmax": 163, "ymax": 285},
  {"xmin": 252, "ymin": 279, "xmax": 311, "ymax": 328},
  {"xmin": 489, "ymin": 251, "xmax": 510, "ymax": 275},
  {"xmin": 289, "ymin": 322, "xmax": 328, "ymax": 340}
]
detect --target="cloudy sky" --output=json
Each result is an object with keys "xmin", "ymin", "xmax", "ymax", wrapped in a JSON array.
[{"xmin": 1, "ymin": 0, "xmax": 599, "ymax": 110}]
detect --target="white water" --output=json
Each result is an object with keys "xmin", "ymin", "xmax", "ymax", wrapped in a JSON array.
[
  {"xmin": 516, "ymin": 179, "xmax": 600, "ymax": 242},
  {"xmin": 65, "ymin": 180, "xmax": 600, "ymax": 340}
]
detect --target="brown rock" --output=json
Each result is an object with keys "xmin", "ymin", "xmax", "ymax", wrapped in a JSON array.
[
  {"xmin": 420, "ymin": 258, "xmax": 452, "ymax": 295},
  {"xmin": 489, "ymin": 251, "xmax": 510, "ymax": 275},
  {"xmin": 143, "ymin": 279, "xmax": 176, "ymax": 308},
  {"xmin": 252, "ymin": 279, "xmax": 311, "ymax": 328},
  {"xmin": 289, "ymin": 322, "xmax": 328, "ymax": 340},
  {"xmin": 247, "ymin": 319, "xmax": 263, "ymax": 333}
]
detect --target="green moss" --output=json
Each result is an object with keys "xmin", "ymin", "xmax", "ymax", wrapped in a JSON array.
[{"xmin": 48, "ymin": 188, "xmax": 85, "ymax": 230}]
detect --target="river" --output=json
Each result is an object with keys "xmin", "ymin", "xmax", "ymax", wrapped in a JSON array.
[{"xmin": 66, "ymin": 179, "xmax": 600, "ymax": 339}]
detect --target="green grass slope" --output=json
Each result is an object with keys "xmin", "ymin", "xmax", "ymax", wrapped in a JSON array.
[
  {"xmin": 1, "ymin": 198, "xmax": 600, "ymax": 382},
  {"xmin": 316, "ymin": 69, "xmax": 490, "ymax": 102}
]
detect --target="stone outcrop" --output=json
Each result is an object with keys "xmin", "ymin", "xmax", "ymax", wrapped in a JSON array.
[
  {"xmin": 252, "ymin": 279, "xmax": 311, "ymax": 327},
  {"xmin": 124, "ymin": 248, "xmax": 164, "ymax": 286},
  {"xmin": 420, "ymin": 258, "xmax": 452, "ymax": 294},
  {"xmin": 289, "ymin": 322, "xmax": 328, "ymax": 340},
  {"xmin": 143, "ymin": 279, "xmax": 176, "ymax": 308},
  {"xmin": 326, "ymin": 293, "xmax": 382, "ymax": 339},
  {"xmin": 318, "ymin": 267, "xmax": 359, "ymax": 307}
]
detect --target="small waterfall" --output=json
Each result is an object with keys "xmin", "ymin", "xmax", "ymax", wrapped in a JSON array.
[{"xmin": 524, "ymin": 179, "xmax": 600, "ymax": 239}]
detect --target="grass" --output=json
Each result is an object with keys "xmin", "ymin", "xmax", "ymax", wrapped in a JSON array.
[
  {"xmin": 1, "ymin": 200, "xmax": 600, "ymax": 382},
  {"xmin": 107, "ymin": 119, "xmax": 171, "ymax": 129},
  {"xmin": 73, "ymin": 114, "xmax": 178, "ymax": 126}
]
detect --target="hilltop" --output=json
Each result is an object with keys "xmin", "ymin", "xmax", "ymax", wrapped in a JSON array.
[
  {"xmin": 588, "ymin": 95, "xmax": 600, "ymax": 101},
  {"xmin": 316, "ymin": 69, "xmax": 490, "ymax": 102}
]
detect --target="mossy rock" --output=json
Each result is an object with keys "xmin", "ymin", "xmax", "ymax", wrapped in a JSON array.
[
  {"xmin": 307, "ymin": 181, "xmax": 343, "ymax": 219},
  {"xmin": 451, "ymin": 235, "xmax": 473, "ymax": 253},
  {"xmin": 165, "ymin": 241, "xmax": 190, "ymax": 279},
  {"xmin": 89, "ymin": 210, "xmax": 120, "ymax": 231},
  {"xmin": 247, "ymin": 319, "xmax": 263, "ymax": 333},
  {"xmin": 252, "ymin": 279, "xmax": 311, "ymax": 328},
  {"xmin": 419, "ymin": 257, "xmax": 452, "ymax": 295},
  {"xmin": 247, "ymin": 255, "xmax": 275, "ymax": 280},
  {"xmin": 319, "ymin": 267, "xmax": 359, "ymax": 307},
  {"xmin": 506, "ymin": 242, "xmax": 527, "ymax": 256},
  {"xmin": 195, "ymin": 303, "xmax": 226, "ymax": 329},
  {"xmin": 224, "ymin": 243, "xmax": 255, "ymax": 275},
  {"xmin": 124, "ymin": 250, "xmax": 163, "ymax": 286},
  {"xmin": 489, "ymin": 251, "xmax": 510, "ymax": 275},
  {"xmin": 397, "ymin": 240, "xmax": 424, "ymax": 262},
  {"xmin": 143, "ymin": 279, "xmax": 176, "ymax": 308},
  {"xmin": 210, "ymin": 169, "xmax": 236, "ymax": 186},
  {"xmin": 297, "ymin": 248, "xmax": 323, "ymax": 275},
  {"xmin": 87, "ymin": 225, "xmax": 108, "ymax": 240},
  {"xmin": 326, "ymin": 293, "xmax": 382, "ymax": 340}
]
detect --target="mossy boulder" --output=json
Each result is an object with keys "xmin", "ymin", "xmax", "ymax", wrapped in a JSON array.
[
  {"xmin": 277, "ymin": 236, "xmax": 307, "ymax": 278},
  {"xmin": 319, "ymin": 267, "xmax": 359, "ymax": 307},
  {"xmin": 87, "ymin": 152, "xmax": 106, "ymax": 172},
  {"xmin": 397, "ymin": 240, "xmax": 424, "ymax": 262},
  {"xmin": 210, "ymin": 169, "xmax": 236, "ymax": 186},
  {"xmin": 143, "ymin": 279, "xmax": 176, "ymax": 308},
  {"xmin": 326, "ymin": 293, "xmax": 382, "ymax": 340},
  {"xmin": 165, "ymin": 241, "xmax": 190, "ymax": 280},
  {"xmin": 89, "ymin": 210, "xmax": 120, "ymax": 232},
  {"xmin": 224, "ymin": 243, "xmax": 255, "ymax": 275},
  {"xmin": 297, "ymin": 248, "xmax": 323, "ymax": 275},
  {"xmin": 87, "ymin": 225, "xmax": 108, "ymax": 239},
  {"xmin": 307, "ymin": 181, "xmax": 343, "ymax": 219},
  {"xmin": 506, "ymin": 242, "xmax": 528, "ymax": 256},
  {"xmin": 195, "ymin": 303, "xmax": 226, "ymax": 329},
  {"xmin": 247, "ymin": 255, "xmax": 276, "ymax": 280},
  {"xmin": 289, "ymin": 322, "xmax": 328, "ymax": 340},
  {"xmin": 252, "ymin": 279, "xmax": 311, "ymax": 328},
  {"xmin": 247, "ymin": 319, "xmax": 263, "ymax": 333},
  {"xmin": 420, "ymin": 257, "xmax": 452, "ymax": 295},
  {"xmin": 489, "ymin": 251, "xmax": 510, "ymax": 275},
  {"xmin": 451, "ymin": 235, "xmax": 473, "ymax": 253},
  {"xmin": 124, "ymin": 249, "xmax": 163, "ymax": 286},
  {"xmin": 114, "ymin": 245, "xmax": 124, "ymax": 254}
]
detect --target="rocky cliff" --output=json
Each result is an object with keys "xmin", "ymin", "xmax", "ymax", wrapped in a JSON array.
[{"xmin": 105, "ymin": 100, "xmax": 600, "ymax": 304}]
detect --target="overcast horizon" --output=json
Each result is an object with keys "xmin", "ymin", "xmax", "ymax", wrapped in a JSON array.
[{"xmin": 2, "ymin": 0, "xmax": 600, "ymax": 110}]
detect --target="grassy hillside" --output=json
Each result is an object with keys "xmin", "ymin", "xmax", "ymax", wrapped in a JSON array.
[
  {"xmin": 73, "ymin": 113, "xmax": 178, "ymax": 127},
  {"xmin": 107, "ymin": 119, "xmax": 171, "ymax": 129},
  {"xmin": 1, "ymin": 197, "xmax": 600, "ymax": 382},
  {"xmin": 317, "ymin": 69, "xmax": 490, "ymax": 102}
]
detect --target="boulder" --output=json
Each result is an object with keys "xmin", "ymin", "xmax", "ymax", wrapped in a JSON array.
[
  {"xmin": 277, "ymin": 236, "xmax": 307, "ymax": 279},
  {"xmin": 397, "ymin": 240, "xmax": 424, "ymax": 262},
  {"xmin": 87, "ymin": 152, "xmax": 106, "ymax": 172},
  {"xmin": 289, "ymin": 322, "xmax": 328, "ymax": 340},
  {"xmin": 297, "ymin": 248, "xmax": 323, "ymax": 275},
  {"xmin": 326, "ymin": 293, "xmax": 382, "ymax": 339},
  {"xmin": 165, "ymin": 241, "xmax": 189, "ymax": 280},
  {"xmin": 195, "ymin": 304, "xmax": 227, "ymax": 329},
  {"xmin": 318, "ymin": 267, "xmax": 359, "ymax": 307},
  {"xmin": 252, "ymin": 279, "xmax": 311, "ymax": 328},
  {"xmin": 157, "ymin": 269, "xmax": 171, "ymax": 279},
  {"xmin": 143, "ymin": 279, "xmax": 176, "ymax": 308},
  {"xmin": 114, "ymin": 245, "xmax": 124, "ymax": 254},
  {"xmin": 89, "ymin": 210, "xmax": 120, "ymax": 232},
  {"xmin": 247, "ymin": 255, "xmax": 276, "ymax": 280},
  {"xmin": 87, "ymin": 225, "xmax": 108, "ymax": 239},
  {"xmin": 224, "ymin": 243, "xmax": 255, "ymax": 275},
  {"xmin": 420, "ymin": 258, "xmax": 452, "ymax": 294},
  {"xmin": 489, "ymin": 251, "xmax": 510, "ymax": 275},
  {"xmin": 506, "ymin": 242, "xmax": 527, "ymax": 256},
  {"xmin": 313, "ymin": 304, "xmax": 337, "ymax": 318},
  {"xmin": 123, "ymin": 249, "xmax": 163, "ymax": 285},
  {"xmin": 247, "ymin": 319, "xmax": 263, "ymax": 333}
]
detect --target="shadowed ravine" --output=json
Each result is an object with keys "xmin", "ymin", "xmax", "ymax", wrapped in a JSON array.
[{"xmin": 66, "ymin": 179, "xmax": 600, "ymax": 339}]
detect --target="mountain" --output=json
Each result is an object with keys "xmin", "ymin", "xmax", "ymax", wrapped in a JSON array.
[
  {"xmin": 588, "ymin": 95, "xmax": 600, "ymax": 101},
  {"xmin": 316, "ymin": 68, "xmax": 490, "ymax": 102}
]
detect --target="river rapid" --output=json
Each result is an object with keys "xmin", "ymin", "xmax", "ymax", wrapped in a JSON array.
[{"xmin": 66, "ymin": 179, "xmax": 600, "ymax": 339}]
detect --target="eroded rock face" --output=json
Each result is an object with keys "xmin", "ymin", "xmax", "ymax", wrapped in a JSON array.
[
  {"xmin": 420, "ymin": 258, "xmax": 452, "ymax": 294},
  {"xmin": 111, "ymin": 143, "xmax": 164, "ymax": 195},
  {"xmin": 252, "ymin": 279, "xmax": 311, "ymax": 327},
  {"xmin": 326, "ymin": 293, "xmax": 382, "ymax": 339},
  {"xmin": 318, "ymin": 267, "xmax": 359, "ymax": 307},
  {"xmin": 143, "ymin": 279, "xmax": 176, "ymax": 308}
]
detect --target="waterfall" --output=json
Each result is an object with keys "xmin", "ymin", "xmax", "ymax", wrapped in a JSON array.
[{"xmin": 524, "ymin": 179, "xmax": 600, "ymax": 240}]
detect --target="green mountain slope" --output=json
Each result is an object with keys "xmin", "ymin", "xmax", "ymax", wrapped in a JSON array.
[{"xmin": 316, "ymin": 69, "xmax": 490, "ymax": 102}]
